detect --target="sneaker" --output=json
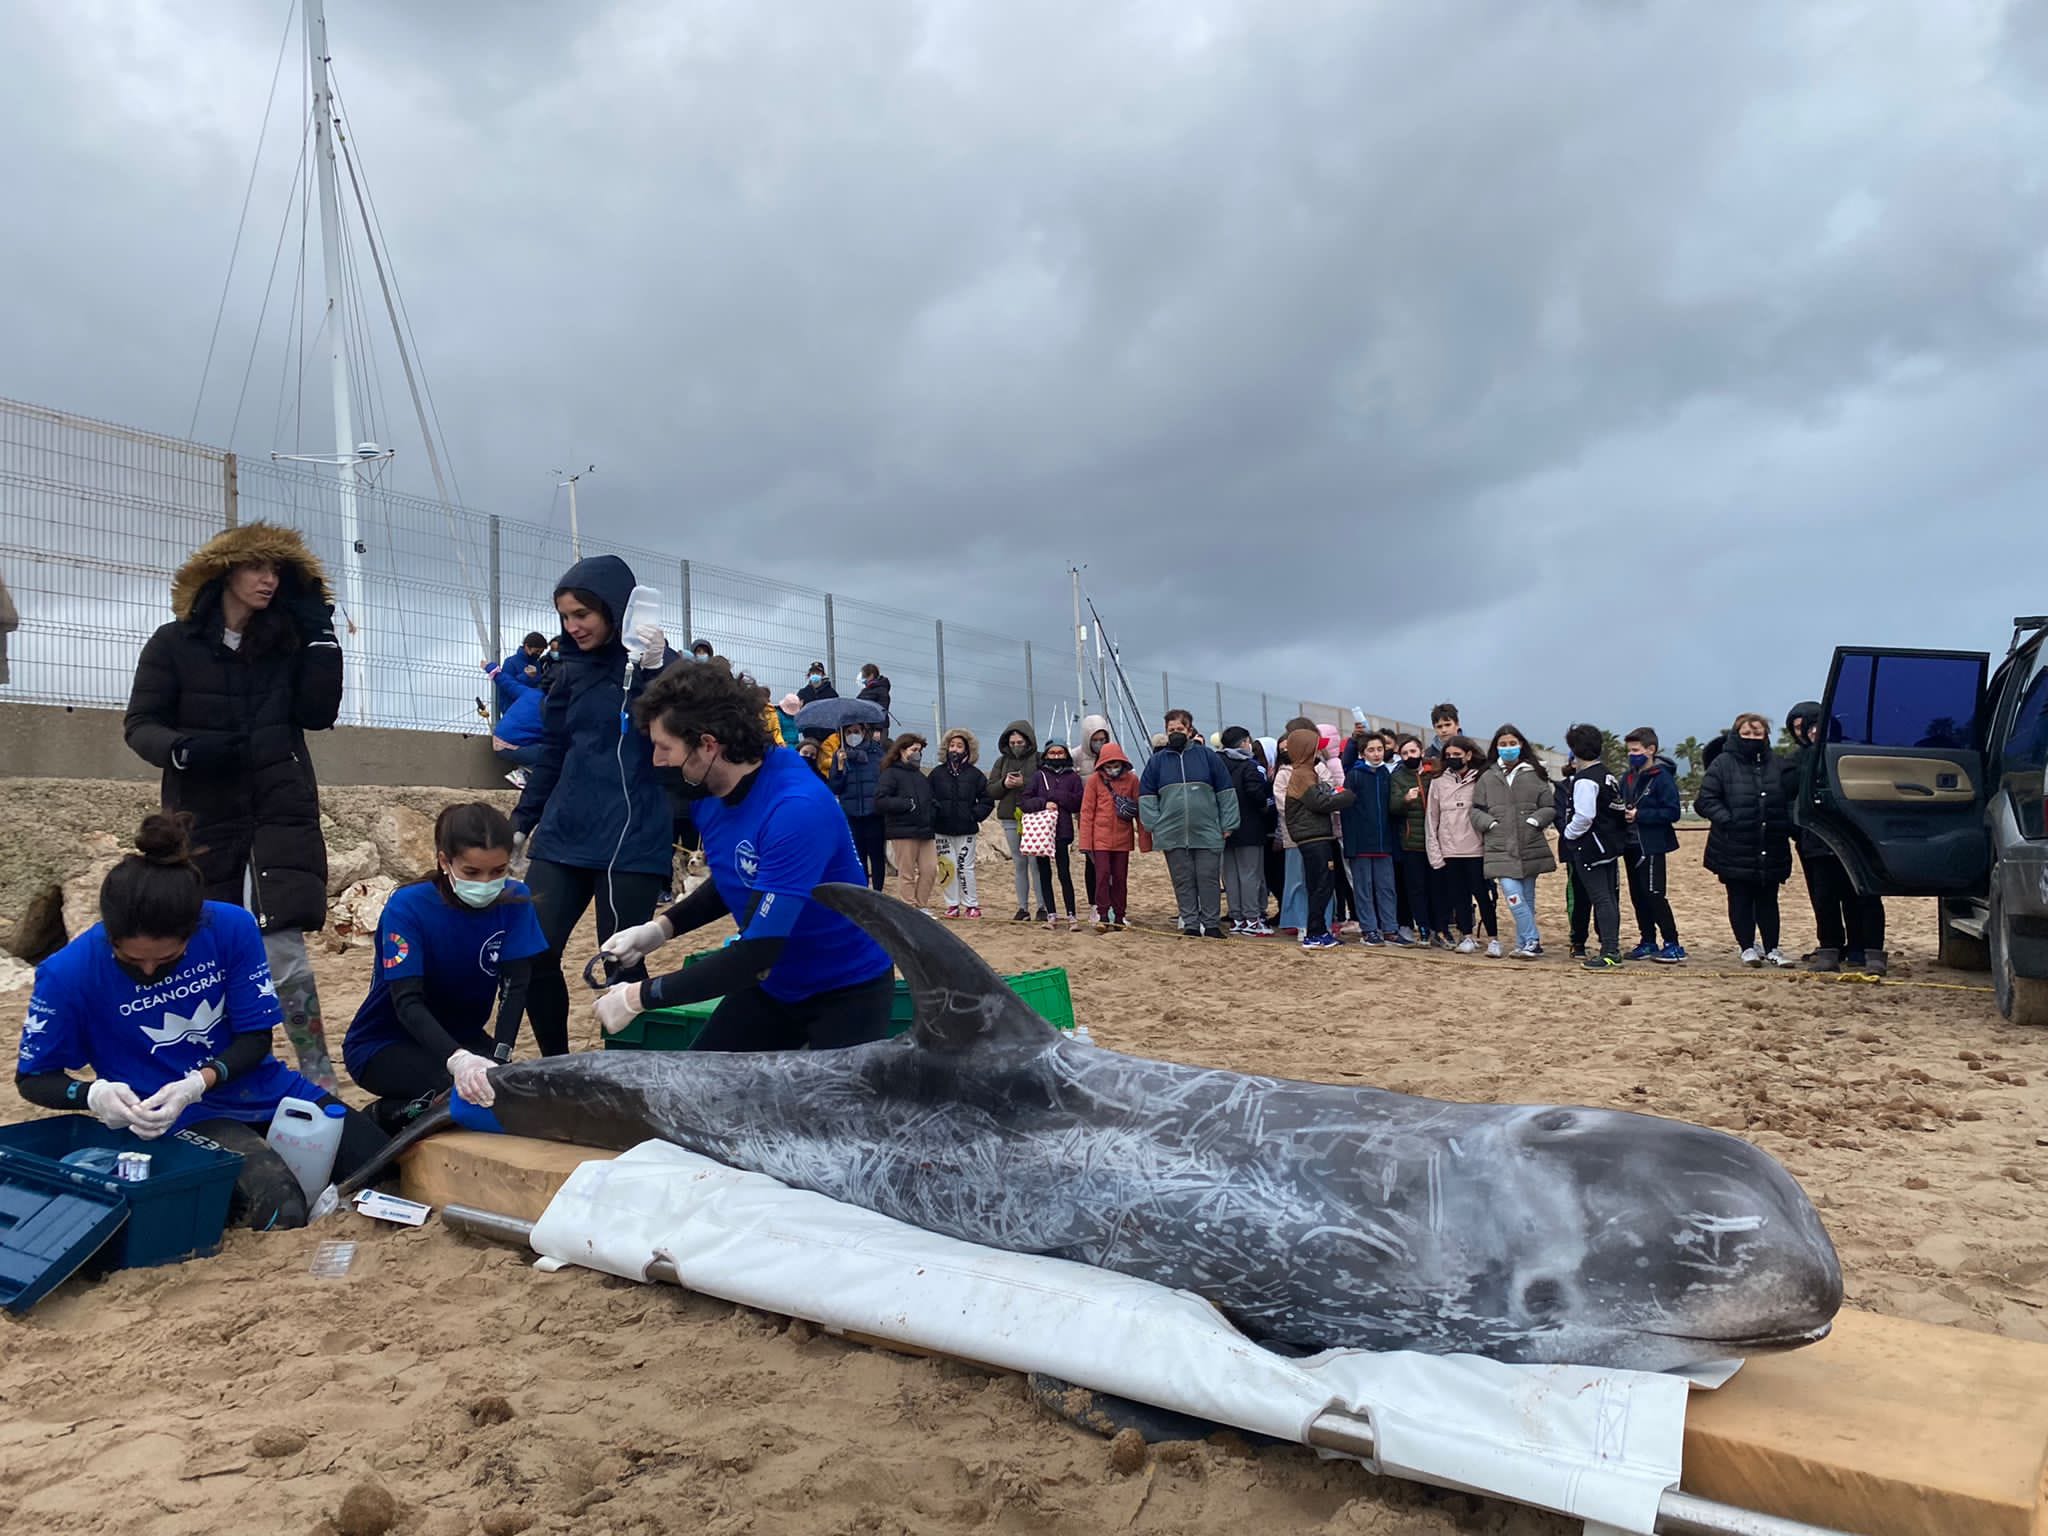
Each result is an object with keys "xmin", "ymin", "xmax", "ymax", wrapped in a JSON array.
[
  {"xmin": 1111, "ymin": 919, "xmax": 1128, "ymax": 932},
  {"xmin": 1654, "ymin": 943, "xmax": 1687, "ymax": 965},
  {"xmin": 1300, "ymin": 932, "xmax": 1340, "ymax": 951},
  {"xmin": 1583, "ymin": 953, "xmax": 1623, "ymax": 972},
  {"xmin": 1012, "ymin": 908, "xmax": 1030, "ymax": 923},
  {"xmin": 1361, "ymin": 931, "xmax": 1384, "ymax": 946},
  {"xmin": 1741, "ymin": 947, "xmax": 1762, "ymax": 968},
  {"xmin": 1045, "ymin": 914, "xmax": 1060, "ymax": 931},
  {"xmin": 1804, "ymin": 947, "xmax": 1842, "ymax": 974},
  {"xmin": 1485, "ymin": 939, "xmax": 1503, "ymax": 959},
  {"xmin": 1627, "ymin": 941, "xmax": 1659, "ymax": 962},
  {"xmin": 945, "ymin": 905, "xmax": 960, "ymax": 919},
  {"xmin": 1246, "ymin": 921, "xmax": 1273, "ymax": 937},
  {"xmin": 1202, "ymin": 925, "xmax": 1227, "ymax": 939},
  {"xmin": 965, "ymin": 907, "xmax": 981, "ymax": 920},
  {"xmin": 1455, "ymin": 936, "xmax": 1478, "ymax": 955},
  {"xmin": 503, "ymin": 768, "xmax": 530, "ymax": 789},
  {"xmin": 1384, "ymin": 930, "xmax": 1413, "ymax": 947},
  {"xmin": 1035, "ymin": 909, "xmax": 1050, "ymax": 924},
  {"xmin": 1512, "ymin": 943, "xmax": 1540, "ymax": 961},
  {"xmin": 1397, "ymin": 926, "xmax": 1418, "ymax": 945},
  {"xmin": 1093, "ymin": 918, "xmax": 1110, "ymax": 934},
  {"xmin": 1431, "ymin": 933, "xmax": 1457, "ymax": 951},
  {"xmin": 1866, "ymin": 949, "xmax": 1889, "ymax": 976},
  {"xmin": 1228, "ymin": 918, "xmax": 1247, "ymax": 935},
  {"xmin": 1568, "ymin": 946, "xmax": 1587, "ymax": 959},
  {"xmin": 1764, "ymin": 948, "xmax": 1795, "ymax": 968}
]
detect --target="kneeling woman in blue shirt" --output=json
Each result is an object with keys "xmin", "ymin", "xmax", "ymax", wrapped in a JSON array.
[
  {"xmin": 343, "ymin": 803, "xmax": 548, "ymax": 1129},
  {"xmin": 591, "ymin": 660, "xmax": 895, "ymax": 1051},
  {"xmin": 14, "ymin": 815, "xmax": 387, "ymax": 1229}
]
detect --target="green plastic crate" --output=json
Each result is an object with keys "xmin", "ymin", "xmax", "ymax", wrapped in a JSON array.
[{"xmin": 605, "ymin": 963, "xmax": 1075, "ymax": 1051}]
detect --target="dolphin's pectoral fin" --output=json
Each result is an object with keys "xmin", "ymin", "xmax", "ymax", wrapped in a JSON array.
[{"xmin": 812, "ymin": 882, "xmax": 1059, "ymax": 1054}]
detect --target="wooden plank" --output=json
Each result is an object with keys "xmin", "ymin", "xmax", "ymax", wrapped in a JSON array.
[
  {"xmin": 398, "ymin": 1131, "xmax": 612, "ymax": 1224},
  {"xmin": 403, "ymin": 1135, "xmax": 2048, "ymax": 1535},
  {"xmin": 1682, "ymin": 1307, "xmax": 2048, "ymax": 1536}
]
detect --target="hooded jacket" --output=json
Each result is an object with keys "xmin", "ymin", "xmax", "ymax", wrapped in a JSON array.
[
  {"xmin": 1075, "ymin": 715, "xmax": 1113, "ymax": 778},
  {"xmin": 1339, "ymin": 758, "xmax": 1400, "ymax": 859},
  {"xmin": 988, "ymin": 720, "xmax": 1040, "ymax": 821},
  {"xmin": 1222, "ymin": 747, "xmax": 1274, "ymax": 850},
  {"xmin": 511, "ymin": 554, "xmax": 678, "ymax": 876},
  {"xmin": 1622, "ymin": 754, "xmax": 1682, "ymax": 857},
  {"xmin": 876, "ymin": 750, "xmax": 937, "ymax": 839},
  {"xmin": 829, "ymin": 732, "xmax": 883, "ymax": 818},
  {"xmin": 1021, "ymin": 753, "xmax": 1086, "ymax": 844},
  {"xmin": 123, "ymin": 523, "xmax": 344, "ymax": 933},
  {"xmin": 1696, "ymin": 737, "xmax": 1794, "ymax": 885},
  {"xmin": 928, "ymin": 729, "xmax": 994, "ymax": 836},
  {"xmin": 857, "ymin": 672, "xmax": 892, "ymax": 716},
  {"xmin": 1281, "ymin": 737, "xmax": 1355, "ymax": 848},
  {"xmin": 1424, "ymin": 766, "xmax": 1484, "ymax": 866},
  {"xmin": 1078, "ymin": 744, "xmax": 1151, "ymax": 853},
  {"xmin": 1470, "ymin": 761, "xmax": 1558, "ymax": 879},
  {"xmin": 1270, "ymin": 756, "xmax": 1344, "ymax": 850},
  {"xmin": 1391, "ymin": 759, "xmax": 1434, "ymax": 853},
  {"xmin": 1137, "ymin": 740, "xmax": 1242, "ymax": 851}
]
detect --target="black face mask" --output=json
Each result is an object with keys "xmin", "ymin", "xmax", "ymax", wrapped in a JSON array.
[
  {"xmin": 1444, "ymin": 756, "xmax": 1466, "ymax": 771},
  {"xmin": 112, "ymin": 947, "xmax": 185, "ymax": 986},
  {"xmin": 1166, "ymin": 731, "xmax": 1190, "ymax": 751},
  {"xmin": 674, "ymin": 744, "xmax": 717, "ymax": 799},
  {"xmin": 1045, "ymin": 757, "xmax": 1070, "ymax": 773}
]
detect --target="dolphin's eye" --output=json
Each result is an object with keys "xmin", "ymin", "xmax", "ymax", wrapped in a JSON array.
[
  {"xmin": 1534, "ymin": 1110, "xmax": 1576, "ymax": 1133},
  {"xmin": 1521, "ymin": 1278, "xmax": 1565, "ymax": 1317}
]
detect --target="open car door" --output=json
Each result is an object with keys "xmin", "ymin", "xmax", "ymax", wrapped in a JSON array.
[{"xmin": 1796, "ymin": 648, "xmax": 1991, "ymax": 896}]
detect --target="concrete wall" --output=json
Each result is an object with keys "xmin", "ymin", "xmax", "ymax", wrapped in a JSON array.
[{"xmin": 0, "ymin": 703, "xmax": 506, "ymax": 789}]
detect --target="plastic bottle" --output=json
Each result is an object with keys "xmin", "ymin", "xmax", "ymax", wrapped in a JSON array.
[{"xmin": 266, "ymin": 1098, "xmax": 347, "ymax": 1202}]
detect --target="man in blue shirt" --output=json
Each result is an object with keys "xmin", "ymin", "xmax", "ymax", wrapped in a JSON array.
[{"xmin": 591, "ymin": 661, "xmax": 895, "ymax": 1051}]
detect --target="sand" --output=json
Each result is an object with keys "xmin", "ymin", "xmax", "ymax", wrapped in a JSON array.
[{"xmin": 3, "ymin": 785, "xmax": 2044, "ymax": 1536}]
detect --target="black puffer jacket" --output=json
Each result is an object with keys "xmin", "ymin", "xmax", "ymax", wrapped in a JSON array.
[
  {"xmin": 928, "ymin": 730, "xmax": 993, "ymax": 836},
  {"xmin": 876, "ymin": 758, "xmax": 936, "ymax": 839},
  {"xmin": 124, "ymin": 523, "xmax": 344, "ymax": 933},
  {"xmin": 1695, "ymin": 738, "xmax": 1794, "ymax": 885}
]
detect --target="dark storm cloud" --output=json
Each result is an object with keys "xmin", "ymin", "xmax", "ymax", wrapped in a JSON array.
[{"xmin": 4, "ymin": 0, "xmax": 2045, "ymax": 737}]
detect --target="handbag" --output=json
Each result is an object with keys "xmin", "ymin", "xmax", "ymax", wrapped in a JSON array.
[
  {"xmin": 1020, "ymin": 799, "xmax": 1060, "ymax": 858},
  {"xmin": 1112, "ymin": 791, "xmax": 1139, "ymax": 824}
]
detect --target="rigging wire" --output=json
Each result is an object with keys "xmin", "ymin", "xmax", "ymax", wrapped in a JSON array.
[
  {"xmin": 269, "ymin": 123, "xmax": 312, "ymax": 455},
  {"xmin": 189, "ymin": 0, "xmax": 299, "ymax": 443},
  {"xmin": 228, "ymin": 104, "xmax": 311, "ymax": 450}
]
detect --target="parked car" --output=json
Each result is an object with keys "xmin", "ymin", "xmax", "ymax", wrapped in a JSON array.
[{"xmin": 1794, "ymin": 617, "xmax": 2048, "ymax": 1025}]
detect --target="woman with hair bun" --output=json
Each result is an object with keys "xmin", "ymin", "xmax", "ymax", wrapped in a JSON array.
[
  {"xmin": 341, "ymin": 803, "xmax": 548, "ymax": 1130},
  {"xmin": 13, "ymin": 815, "xmax": 386, "ymax": 1229}
]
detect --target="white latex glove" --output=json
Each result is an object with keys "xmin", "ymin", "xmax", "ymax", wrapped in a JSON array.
[
  {"xmin": 632, "ymin": 623, "xmax": 667, "ymax": 669},
  {"xmin": 134, "ymin": 1070, "xmax": 208, "ymax": 1139},
  {"xmin": 594, "ymin": 981, "xmax": 644, "ymax": 1036},
  {"xmin": 509, "ymin": 830, "xmax": 531, "ymax": 879},
  {"xmin": 447, "ymin": 1049, "xmax": 496, "ymax": 1106},
  {"xmin": 85, "ymin": 1079, "xmax": 150, "ymax": 1133},
  {"xmin": 601, "ymin": 915, "xmax": 674, "ymax": 967}
]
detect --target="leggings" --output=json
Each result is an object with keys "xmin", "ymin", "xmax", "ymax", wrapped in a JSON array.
[
  {"xmin": 1035, "ymin": 843, "xmax": 1076, "ymax": 916},
  {"xmin": 692, "ymin": 973, "xmax": 895, "ymax": 1052},
  {"xmin": 189, "ymin": 1096, "xmax": 387, "ymax": 1231},
  {"xmin": 1440, "ymin": 856, "xmax": 1496, "ymax": 938},
  {"xmin": 352, "ymin": 1037, "xmax": 489, "ymax": 1130},
  {"xmin": 1083, "ymin": 852, "xmax": 1098, "ymax": 910},
  {"xmin": 260, "ymin": 928, "xmax": 336, "ymax": 1090},
  {"xmin": 1401, "ymin": 849, "xmax": 1436, "ymax": 937},
  {"xmin": 1726, "ymin": 881, "xmax": 1782, "ymax": 952},
  {"xmin": 525, "ymin": 858, "xmax": 667, "ymax": 1057},
  {"xmin": 847, "ymin": 813, "xmax": 887, "ymax": 890},
  {"xmin": 1300, "ymin": 842, "xmax": 1340, "ymax": 939},
  {"xmin": 1002, "ymin": 820, "xmax": 1032, "ymax": 912}
]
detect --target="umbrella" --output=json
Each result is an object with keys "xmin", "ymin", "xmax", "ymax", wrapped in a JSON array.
[{"xmin": 794, "ymin": 696, "xmax": 888, "ymax": 733}]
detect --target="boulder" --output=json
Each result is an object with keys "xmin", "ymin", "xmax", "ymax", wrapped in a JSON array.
[
  {"xmin": 329, "ymin": 877, "xmax": 398, "ymax": 949},
  {"xmin": 6, "ymin": 884, "xmax": 67, "ymax": 963},
  {"xmin": 60, "ymin": 833, "xmax": 126, "ymax": 944},
  {"xmin": 369, "ymin": 806, "xmax": 436, "ymax": 882},
  {"xmin": 0, "ymin": 953, "xmax": 34, "ymax": 995},
  {"xmin": 327, "ymin": 840, "xmax": 381, "ymax": 896}
]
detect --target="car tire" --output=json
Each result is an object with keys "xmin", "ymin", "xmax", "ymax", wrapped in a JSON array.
[
  {"xmin": 1937, "ymin": 903, "xmax": 1990, "ymax": 972},
  {"xmin": 1990, "ymin": 888, "xmax": 2048, "ymax": 1027}
]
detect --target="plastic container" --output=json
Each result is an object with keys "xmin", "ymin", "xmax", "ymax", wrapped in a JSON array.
[
  {"xmin": 606, "ymin": 965, "xmax": 1078, "ymax": 1052},
  {"xmin": 265, "ymin": 1098, "xmax": 347, "ymax": 1202},
  {"xmin": 0, "ymin": 1116, "xmax": 244, "ymax": 1277}
]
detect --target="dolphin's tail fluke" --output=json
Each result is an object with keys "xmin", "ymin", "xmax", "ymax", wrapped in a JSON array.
[
  {"xmin": 336, "ymin": 1097, "xmax": 457, "ymax": 1200},
  {"xmin": 812, "ymin": 882, "xmax": 1059, "ymax": 1054}
]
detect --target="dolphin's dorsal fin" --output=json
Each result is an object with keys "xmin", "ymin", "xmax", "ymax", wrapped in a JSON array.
[{"xmin": 812, "ymin": 882, "xmax": 1059, "ymax": 1053}]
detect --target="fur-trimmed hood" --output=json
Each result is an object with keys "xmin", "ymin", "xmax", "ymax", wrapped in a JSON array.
[
  {"xmin": 171, "ymin": 522, "xmax": 331, "ymax": 622},
  {"xmin": 939, "ymin": 726, "xmax": 981, "ymax": 764}
]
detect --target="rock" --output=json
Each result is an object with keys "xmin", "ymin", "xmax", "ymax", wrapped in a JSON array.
[
  {"xmin": 1108, "ymin": 1427, "xmax": 1147, "ymax": 1475},
  {"xmin": 369, "ymin": 805, "xmax": 436, "ymax": 881},
  {"xmin": 253, "ymin": 1428, "xmax": 309, "ymax": 1458},
  {"xmin": 469, "ymin": 1393, "xmax": 515, "ymax": 1427},
  {"xmin": 328, "ymin": 878, "xmax": 398, "ymax": 947},
  {"xmin": 335, "ymin": 1482, "xmax": 399, "ymax": 1536},
  {"xmin": 59, "ymin": 833, "xmax": 126, "ymax": 944},
  {"xmin": 326, "ymin": 840, "xmax": 380, "ymax": 896},
  {"xmin": 480, "ymin": 1513, "xmax": 534, "ymax": 1536},
  {"xmin": 1903, "ymin": 1177, "xmax": 1930, "ymax": 1191},
  {"xmin": 0, "ymin": 953, "xmax": 33, "ymax": 996},
  {"xmin": 6, "ymin": 883, "xmax": 66, "ymax": 962}
]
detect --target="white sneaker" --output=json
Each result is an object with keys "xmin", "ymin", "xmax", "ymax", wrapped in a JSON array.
[
  {"xmin": 1741, "ymin": 947, "xmax": 1762, "ymax": 968},
  {"xmin": 503, "ymin": 768, "xmax": 529, "ymax": 788},
  {"xmin": 1485, "ymin": 939, "xmax": 1503, "ymax": 959},
  {"xmin": 1247, "ymin": 921, "xmax": 1273, "ymax": 937},
  {"xmin": 1765, "ymin": 948, "xmax": 1795, "ymax": 968},
  {"xmin": 1455, "ymin": 936, "xmax": 1478, "ymax": 954}
]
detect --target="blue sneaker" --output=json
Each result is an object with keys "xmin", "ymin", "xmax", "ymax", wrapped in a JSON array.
[
  {"xmin": 1360, "ymin": 931, "xmax": 1384, "ymax": 946},
  {"xmin": 1654, "ymin": 942, "xmax": 1687, "ymax": 965},
  {"xmin": 1626, "ymin": 941, "xmax": 1658, "ymax": 962},
  {"xmin": 1301, "ymin": 932, "xmax": 1340, "ymax": 951}
]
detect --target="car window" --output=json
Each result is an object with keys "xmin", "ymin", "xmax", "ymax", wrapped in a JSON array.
[
  {"xmin": 1830, "ymin": 653, "xmax": 1984, "ymax": 749},
  {"xmin": 2003, "ymin": 642, "xmax": 2048, "ymax": 840}
]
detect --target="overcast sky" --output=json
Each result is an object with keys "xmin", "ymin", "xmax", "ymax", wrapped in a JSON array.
[{"xmin": 5, "ymin": 0, "xmax": 2046, "ymax": 743}]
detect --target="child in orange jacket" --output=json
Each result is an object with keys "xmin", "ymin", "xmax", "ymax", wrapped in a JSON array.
[{"xmin": 1077, "ymin": 742, "xmax": 1150, "ymax": 931}]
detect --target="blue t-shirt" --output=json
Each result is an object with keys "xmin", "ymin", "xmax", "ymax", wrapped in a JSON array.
[
  {"xmin": 692, "ymin": 748, "xmax": 893, "ymax": 1002},
  {"xmin": 19, "ymin": 903, "xmax": 319, "ymax": 1133},
  {"xmin": 342, "ymin": 880, "xmax": 548, "ymax": 1078}
]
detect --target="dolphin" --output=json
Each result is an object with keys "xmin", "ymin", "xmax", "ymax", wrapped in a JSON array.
[{"xmin": 344, "ymin": 884, "xmax": 1842, "ymax": 1371}]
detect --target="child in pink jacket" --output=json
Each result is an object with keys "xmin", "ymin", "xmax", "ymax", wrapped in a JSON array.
[{"xmin": 1424, "ymin": 735, "xmax": 1499, "ymax": 954}]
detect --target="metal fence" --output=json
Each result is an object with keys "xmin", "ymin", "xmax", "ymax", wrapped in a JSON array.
[{"xmin": 0, "ymin": 395, "xmax": 1424, "ymax": 758}]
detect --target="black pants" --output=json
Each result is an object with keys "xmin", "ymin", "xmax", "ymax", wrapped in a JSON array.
[
  {"xmin": 1264, "ymin": 846, "xmax": 1287, "ymax": 920},
  {"xmin": 1441, "ymin": 857, "xmax": 1496, "ymax": 938},
  {"xmin": 525, "ymin": 858, "xmax": 667, "ymax": 1057},
  {"xmin": 1083, "ymin": 852, "xmax": 1097, "ymax": 909},
  {"xmin": 352, "ymin": 1037, "xmax": 490, "ymax": 1129},
  {"xmin": 1401, "ymin": 849, "xmax": 1436, "ymax": 936},
  {"xmin": 1578, "ymin": 860, "xmax": 1622, "ymax": 958},
  {"xmin": 1301, "ymin": 841, "xmax": 1340, "ymax": 939},
  {"xmin": 1802, "ymin": 852, "xmax": 1885, "ymax": 953},
  {"xmin": 1566, "ymin": 863, "xmax": 1590, "ymax": 952},
  {"xmin": 693, "ymin": 973, "xmax": 894, "ymax": 1052},
  {"xmin": 1392, "ymin": 854, "xmax": 1412, "ymax": 930},
  {"xmin": 1035, "ymin": 844, "xmax": 1076, "ymax": 916},
  {"xmin": 1726, "ymin": 881, "xmax": 1781, "ymax": 952},
  {"xmin": 190, "ymin": 1096, "xmax": 387, "ymax": 1232},
  {"xmin": 1625, "ymin": 849, "xmax": 1681, "ymax": 947},
  {"xmin": 847, "ymin": 813, "xmax": 887, "ymax": 890},
  {"xmin": 1327, "ymin": 848, "xmax": 1353, "ymax": 925}
]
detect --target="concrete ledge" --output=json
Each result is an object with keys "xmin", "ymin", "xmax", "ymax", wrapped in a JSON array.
[{"xmin": 0, "ymin": 702, "xmax": 506, "ymax": 790}]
